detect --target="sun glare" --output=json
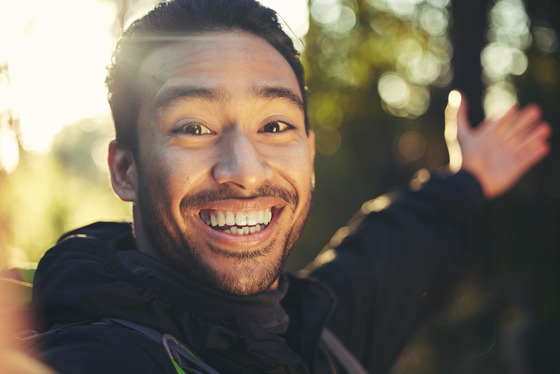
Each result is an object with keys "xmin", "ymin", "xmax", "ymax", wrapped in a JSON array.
[
  {"xmin": 0, "ymin": 0, "xmax": 309, "ymax": 170},
  {"xmin": 1, "ymin": 0, "xmax": 122, "ymax": 154}
]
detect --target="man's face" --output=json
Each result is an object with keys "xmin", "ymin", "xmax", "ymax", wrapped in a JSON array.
[{"xmin": 132, "ymin": 31, "xmax": 315, "ymax": 295}]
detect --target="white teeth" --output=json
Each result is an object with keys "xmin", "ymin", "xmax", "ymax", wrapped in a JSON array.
[
  {"xmin": 225, "ymin": 211, "xmax": 235, "ymax": 225},
  {"xmin": 201, "ymin": 208, "xmax": 274, "ymax": 234},
  {"xmin": 235, "ymin": 212, "xmax": 247, "ymax": 226},
  {"xmin": 217, "ymin": 211, "xmax": 226, "ymax": 226},
  {"xmin": 265, "ymin": 209, "xmax": 272, "ymax": 223},
  {"xmin": 247, "ymin": 211, "xmax": 257, "ymax": 226}
]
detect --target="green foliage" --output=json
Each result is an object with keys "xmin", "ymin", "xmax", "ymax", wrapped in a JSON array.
[{"xmin": 0, "ymin": 116, "xmax": 130, "ymax": 266}]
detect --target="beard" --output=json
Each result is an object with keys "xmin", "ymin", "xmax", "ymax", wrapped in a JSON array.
[{"xmin": 134, "ymin": 167, "xmax": 312, "ymax": 296}]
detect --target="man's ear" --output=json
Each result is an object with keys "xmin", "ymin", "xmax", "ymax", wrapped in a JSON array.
[{"xmin": 108, "ymin": 140, "xmax": 138, "ymax": 202}]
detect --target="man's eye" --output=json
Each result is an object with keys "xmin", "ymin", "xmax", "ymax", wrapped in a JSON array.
[
  {"xmin": 183, "ymin": 123, "xmax": 212, "ymax": 135},
  {"xmin": 263, "ymin": 121, "xmax": 292, "ymax": 133}
]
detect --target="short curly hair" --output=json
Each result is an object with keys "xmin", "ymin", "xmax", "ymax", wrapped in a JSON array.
[{"xmin": 105, "ymin": 0, "xmax": 308, "ymax": 157}]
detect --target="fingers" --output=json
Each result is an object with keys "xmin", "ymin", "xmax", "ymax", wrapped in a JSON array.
[
  {"xmin": 511, "ymin": 141, "xmax": 550, "ymax": 179},
  {"xmin": 506, "ymin": 121, "xmax": 551, "ymax": 180},
  {"xmin": 457, "ymin": 97, "xmax": 470, "ymax": 128},
  {"xmin": 513, "ymin": 121, "xmax": 552, "ymax": 158},
  {"xmin": 502, "ymin": 105, "xmax": 550, "ymax": 171},
  {"xmin": 501, "ymin": 104, "xmax": 543, "ymax": 142}
]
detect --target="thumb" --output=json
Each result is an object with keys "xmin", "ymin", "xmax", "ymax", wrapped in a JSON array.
[
  {"xmin": 454, "ymin": 91, "xmax": 471, "ymax": 136},
  {"xmin": 457, "ymin": 95, "xmax": 471, "ymax": 130},
  {"xmin": 445, "ymin": 90, "xmax": 471, "ymax": 141},
  {"xmin": 444, "ymin": 90, "xmax": 467, "ymax": 173}
]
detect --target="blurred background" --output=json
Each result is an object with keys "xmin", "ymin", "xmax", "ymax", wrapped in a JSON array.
[{"xmin": 0, "ymin": 0, "xmax": 559, "ymax": 372}]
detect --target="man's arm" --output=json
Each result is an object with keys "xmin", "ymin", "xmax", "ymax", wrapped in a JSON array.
[{"xmin": 309, "ymin": 91, "xmax": 552, "ymax": 373}]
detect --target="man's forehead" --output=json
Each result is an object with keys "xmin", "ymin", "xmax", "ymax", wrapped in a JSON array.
[
  {"xmin": 135, "ymin": 31, "xmax": 302, "ymax": 109},
  {"xmin": 138, "ymin": 31, "xmax": 290, "ymax": 80}
]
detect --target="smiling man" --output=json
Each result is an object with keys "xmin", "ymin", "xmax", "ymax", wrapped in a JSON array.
[
  {"xmin": 29, "ymin": 0, "xmax": 551, "ymax": 373},
  {"xmin": 112, "ymin": 31, "xmax": 315, "ymax": 296}
]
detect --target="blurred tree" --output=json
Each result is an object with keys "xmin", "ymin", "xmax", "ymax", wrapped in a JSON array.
[
  {"xmin": 449, "ymin": 0, "xmax": 488, "ymax": 125},
  {"xmin": 290, "ymin": 0, "xmax": 455, "ymax": 268}
]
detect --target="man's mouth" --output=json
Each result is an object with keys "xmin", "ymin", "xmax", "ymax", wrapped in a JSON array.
[{"xmin": 199, "ymin": 209, "xmax": 273, "ymax": 236}]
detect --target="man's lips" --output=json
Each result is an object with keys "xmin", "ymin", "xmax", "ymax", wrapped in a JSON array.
[{"xmin": 200, "ymin": 208, "xmax": 273, "ymax": 235}]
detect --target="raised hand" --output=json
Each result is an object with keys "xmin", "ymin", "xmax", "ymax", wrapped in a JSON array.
[{"xmin": 444, "ymin": 90, "xmax": 552, "ymax": 199}]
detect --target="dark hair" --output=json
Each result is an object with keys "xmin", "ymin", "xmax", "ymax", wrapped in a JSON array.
[{"xmin": 105, "ymin": 0, "xmax": 308, "ymax": 156}]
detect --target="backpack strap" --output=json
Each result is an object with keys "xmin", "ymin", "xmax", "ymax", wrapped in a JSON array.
[
  {"xmin": 320, "ymin": 328, "xmax": 369, "ymax": 374},
  {"xmin": 102, "ymin": 318, "xmax": 220, "ymax": 374}
]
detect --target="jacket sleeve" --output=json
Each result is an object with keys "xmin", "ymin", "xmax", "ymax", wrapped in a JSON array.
[{"xmin": 308, "ymin": 170, "xmax": 485, "ymax": 374}]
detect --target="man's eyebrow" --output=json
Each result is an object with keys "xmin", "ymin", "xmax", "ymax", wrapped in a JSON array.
[
  {"xmin": 153, "ymin": 86, "xmax": 226, "ymax": 111},
  {"xmin": 153, "ymin": 85, "xmax": 304, "ymax": 111},
  {"xmin": 252, "ymin": 86, "xmax": 304, "ymax": 111}
]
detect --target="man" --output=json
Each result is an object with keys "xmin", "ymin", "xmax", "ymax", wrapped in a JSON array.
[{"xmin": 29, "ymin": 0, "xmax": 551, "ymax": 373}]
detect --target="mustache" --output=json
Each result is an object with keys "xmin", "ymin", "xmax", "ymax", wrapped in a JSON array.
[{"xmin": 181, "ymin": 183, "xmax": 298, "ymax": 208}]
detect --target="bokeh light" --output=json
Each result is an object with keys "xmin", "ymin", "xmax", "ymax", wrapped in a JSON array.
[
  {"xmin": 482, "ymin": 0, "xmax": 532, "ymax": 115},
  {"xmin": 483, "ymin": 82, "xmax": 517, "ymax": 120},
  {"xmin": 405, "ymin": 50, "xmax": 441, "ymax": 85},
  {"xmin": 315, "ymin": 126, "xmax": 342, "ymax": 155},
  {"xmin": 361, "ymin": 0, "xmax": 452, "ymax": 118},
  {"xmin": 397, "ymin": 130, "xmax": 427, "ymax": 162},
  {"xmin": 386, "ymin": 0, "xmax": 424, "ymax": 18},
  {"xmin": 533, "ymin": 26, "xmax": 558, "ymax": 54},
  {"xmin": 378, "ymin": 73, "xmax": 410, "ymax": 109},
  {"xmin": 310, "ymin": 0, "xmax": 341, "ymax": 26},
  {"xmin": 331, "ymin": 5, "xmax": 356, "ymax": 35},
  {"xmin": 308, "ymin": 90, "xmax": 345, "ymax": 128},
  {"xmin": 419, "ymin": 6, "xmax": 448, "ymax": 36}
]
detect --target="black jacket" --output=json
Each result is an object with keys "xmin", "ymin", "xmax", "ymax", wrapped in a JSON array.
[{"xmin": 31, "ymin": 171, "xmax": 484, "ymax": 373}]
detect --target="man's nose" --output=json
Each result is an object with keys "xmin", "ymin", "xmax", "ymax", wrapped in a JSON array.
[{"xmin": 212, "ymin": 130, "xmax": 273, "ymax": 190}]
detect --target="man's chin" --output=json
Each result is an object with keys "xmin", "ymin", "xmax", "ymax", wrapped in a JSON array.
[
  {"xmin": 212, "ymin": 272, "xmax": 280, "ymax": 296},
  {"xmin": 195, "ymin": 248, "xmax": 287, "ymax": 296},
  {"xmin": 141, "ymin": 225, "xmax": 288, "ymax": 295}
]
